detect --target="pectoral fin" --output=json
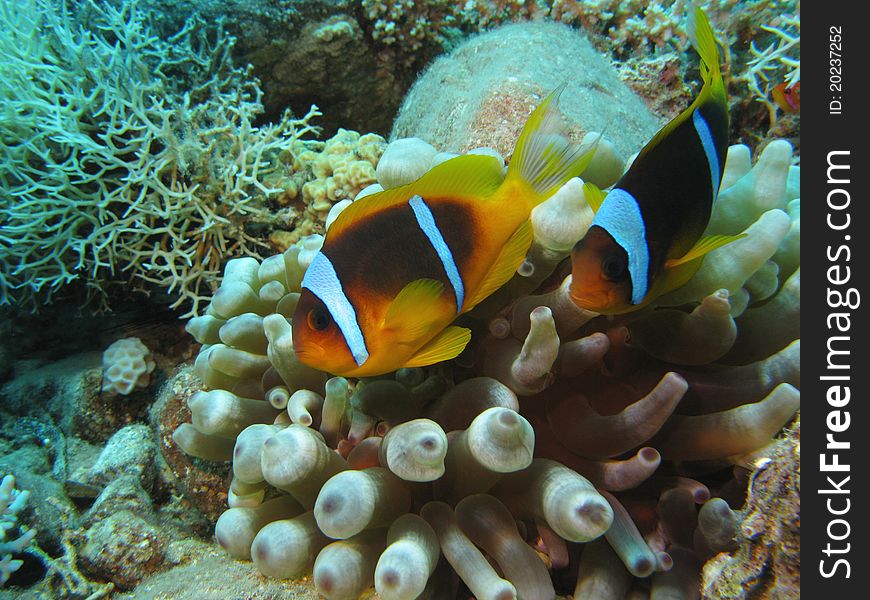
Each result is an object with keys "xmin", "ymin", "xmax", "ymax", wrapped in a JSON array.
[
  {"xmin": 384, "ymin": 279, "xmax": 446, "ymax": 342},
  {"xmin": 651, "ymin": 234, "xmax": 745, "ymax": 298},
  {"xmin": 464, "ymin": 220, "xmax": 533, "ymax": 310},
  {"xmin": 404, "ymin": 326, "xmax": 472, "ymax": 368},
  {"xmin": 665, "ymin": 234, "xmax": 746, "ymax": 268},
  {"xmin": 648, "ymin": 260, "xmax": 704, "ymax": 301}
]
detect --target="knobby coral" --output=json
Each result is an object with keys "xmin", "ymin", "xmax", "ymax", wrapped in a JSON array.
[
  {"xmin": 0, "ymin": 0, "xmax": 319, "ymax": 315},
  {"xmin": 101, "ymin": 337, "xmax": 156, "ymax": 396},
  {"xmin": 172, "ymin": 133, "xmax": 799, "ymax": 598}
]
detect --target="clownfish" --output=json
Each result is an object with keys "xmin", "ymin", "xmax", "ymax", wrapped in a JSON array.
[
  {"xmin": 293, "ymin": 90, "xmax": 597, "ymax": 377},
  {"xmin": 771, "ymin": 81, "xmax": 800, "ymax": 114},
  {"xmin": 569, "ymin": 8, "xmax": 743, "ymax": 314}
]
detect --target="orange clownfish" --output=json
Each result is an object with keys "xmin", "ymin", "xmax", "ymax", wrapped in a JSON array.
[
  {"xmin": 771, "ymin": 81, "xmax": 800, "ymax": 114},
  {"xmin": 570, "ymin": 8, "xmax": 743, "ymax": 315},
  {"xmin": 292, "ymin": 89, "xmax": 596, "ymax": 377}
]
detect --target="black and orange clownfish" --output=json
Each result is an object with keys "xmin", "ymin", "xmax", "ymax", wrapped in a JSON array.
[
  {"xmin": 569, "ymin": 8, "xmax": 743, "ymax": 315},
  {"xmin": 292, "ymin": 89, "xmax": 597, "ymax": 377},
  {"xmin": 771, "ymin": 80, "xmax": 800, "ymax": 114}
]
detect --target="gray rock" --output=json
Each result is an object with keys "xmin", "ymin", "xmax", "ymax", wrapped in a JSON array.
[
  {"xmin": 0, "ymin": 344, "xmax": 11, "ymax": 384},
  {"xmin": 64, "ymin": 437, "xmax": 103, "ymax": 499},
  {"xmin": 0, "ymin": 354, "xmax": 99, "ymax": 433},
  {"xmin": 392, "ymin": 21, "xmax": 664, "ymax": 161},
  {"xmin": 0, "ymin": 447, "xmax": 74, "ymax": 552},
  {"xmin": 114, "ymin": 542, "xmax": 319, "ymax": 599},
  {"xmin": 81, "ymin": 510, "xmax": 167, "ymax": 590},
  {"xmin": 0, "ymin": 354, "xmax": 151, "ymax": 444},
  {"xmin": 84, "ymin": 474, "xmax": 153, "ymax": 527},
  {"xmin": 87, "ymin": 425, "xmax": 157, "ymax": 492}
]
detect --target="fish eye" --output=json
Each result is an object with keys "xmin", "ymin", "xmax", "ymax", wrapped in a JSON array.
[
  {"xmin": 601, "ymin": 254, "xmax": 628, "ymax": 281},
  {"xmin": 307, "ymin": 307, "xmax": 332, "ymax": 331}
]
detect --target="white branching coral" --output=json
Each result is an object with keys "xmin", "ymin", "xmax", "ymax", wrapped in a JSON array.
[
  {"xmin": 739, "ymin": 13, "xmax": 800, "ymax": 127},
  {"xmin": 1, "ymin": 475, "xmax": 36, "ymax": 586},
  {"xmin": 0, "ymin": 0, "xmax": 319, "ymax": 316}
]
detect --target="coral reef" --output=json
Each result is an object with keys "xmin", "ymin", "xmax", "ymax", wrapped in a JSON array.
[
  {"xmin": 361, "ymin": 0, "xmax": 465, "ymax": 58},
  {"xmin": 0, "ymin": 3, "xmax": 803, "ymax": 599},
  {"xmin": 269, "ymin": 129, "xmax": 386, "ymax": 251},
  {"xmin": 550, "ymin": 0, "xmax": 694, "ymax": 56},
  {"xmin": 169, "ymin": 118, "xmax": 800, "ymax": 596},
  {"xmin": 92, "ymin": 0, "xmax": 533, "ymax": 136},
  {"xmin": 550, "ymin": 0, "xmax": 801, "ymax": 150},
  {"xmin": 0, "ymin": 0, "xmax": 319, "ymax": 315},
  {"xmin": 738, "ymin": 12, "xmax": 800, "ymax": 129},
  {"xmin": 93, "ymin": 0, "xmax": 409, "ymax": 135}
]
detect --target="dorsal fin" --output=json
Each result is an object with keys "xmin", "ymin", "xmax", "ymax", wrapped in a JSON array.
[
  {"xmin": 636, "ymin": 8, "xmax": 726, "ymax": 162},
  {"xmin": 688, "ymin": 7, "xmax": 724, "ymax": 96},
  {"xmin": 409, "ymin": 153, "xmax": 505, "ymax": 201},
  {"xmin": 505, "ymin": 86, "xmax": 598, "ymax": 209},
  {"xmin": 327, "ymin": 154, "xmax": 505, "ymax": 241}
]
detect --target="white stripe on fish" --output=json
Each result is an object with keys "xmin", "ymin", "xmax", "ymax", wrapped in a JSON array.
[
  {"xmin": 590, "ymin": 188, "xmax": 650, "ymax": 305},
  {"xmin": 301, "ymin": 252, "xmax": 370, "ymax": 366},
  {"xmin": 692, "ymin": 109, "xmax": 721, "ymax": 200},
  {"xmin": 408, "ymin": 195, "xmax": 465, "ymax": 313}
]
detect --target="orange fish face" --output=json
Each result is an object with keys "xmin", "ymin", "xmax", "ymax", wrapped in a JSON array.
[
  {"xmin": 772, "ymin": 81, "xmax": 800, "ymax": 113},
  {"xmin": 570, "ymin": 226, "xmax": 633, "ymax": 313},
  {"xmin": 292, "ymin": 290, "xmax": 358, "ymax": 375}
]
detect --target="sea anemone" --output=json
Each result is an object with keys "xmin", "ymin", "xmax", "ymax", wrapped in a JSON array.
[{"xmin": 172, "ymin": 135, "xmax": 799, "ymax": 598}]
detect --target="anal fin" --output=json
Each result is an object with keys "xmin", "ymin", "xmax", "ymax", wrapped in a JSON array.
[{"xmin": 404, "ymin": 326, "xmax": 472, "ymax": 368}]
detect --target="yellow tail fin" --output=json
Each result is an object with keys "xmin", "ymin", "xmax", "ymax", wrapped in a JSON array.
[{"xmin": 505, "ymin": 86, "xmax": 598, "ymax": 210}]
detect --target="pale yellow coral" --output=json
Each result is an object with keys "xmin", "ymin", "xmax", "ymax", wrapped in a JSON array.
[{"xmin": 297, "ymin": 129, "xmax": 386, "ymax": 221}]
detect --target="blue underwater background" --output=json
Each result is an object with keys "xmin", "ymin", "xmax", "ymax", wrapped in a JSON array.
[{"xmin": 0, "ymin": 1, "xmax": 799, "ymax": 598}]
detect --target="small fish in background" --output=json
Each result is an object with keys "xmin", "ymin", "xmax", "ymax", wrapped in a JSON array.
[
  {"xmin": 293, "ymin": 89, "xmax": 596, "ymax": 377},
  {"xmin": 771, "ymin": 80, "xmax": 800, "ymax": 113},
  {"xmin": 569, "ymin": 8, "xmax": 743, "ymax": 315}
]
